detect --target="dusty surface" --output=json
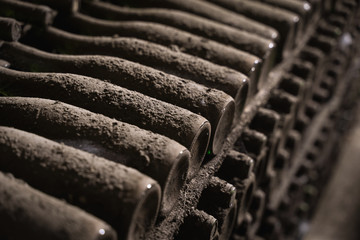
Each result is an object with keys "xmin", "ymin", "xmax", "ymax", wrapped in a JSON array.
[
  {"xmin": 65, "ymin": 12, "xmax": 261, "ymax": 76},
  {"xmin": 0, "ymin": 0, "xmax": 57, "ymax": 26},
  {"xmin": 1, "ymin": 41, "xmax": 245, "ymax": 101},
  {"xmin": 0, "ymin": 66, "xmax": 210, "ymax": 167},
  {"xmin": 82, "ymin": 0, "xmax": 273, "ymax": 57},
  {"xmin": 0, "ymin": 171, "xmax": 117, "ymax": 240},
  {"xmin": 0, "ymin": 126, "xmax": 161, "ymax": 239},
  {"xmin": 44, "ymin": 26, "xmax": 248, "ymax": 102},
  {"xmin": 0, "ymin": 97, "xmax": 189, "ymax": 197},
  {"xmin": 1, "ymin": 40, "xmax": 240, "ymax": 132},
  {"xmin": 133, "ymin": 0, "xmax": 279, "ymax": 40},
  {"xmin": 208, "ymin": 0, "xmax": 299, "ymax": 52},
  {"xmin": 218, "ymin": 150, "xmax": 254, "ymax": 181}
]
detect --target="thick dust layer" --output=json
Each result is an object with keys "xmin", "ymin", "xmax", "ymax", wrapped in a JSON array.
[
  {"xmin": 0, "ymin": 171, "xmax": 116, "ymax": 240},
  {"xmin": 82, "ymin": 0, "xmax": 272, "ymax": 57},
  {"xmin": 0, "ymin": 126, "xmax": 160, "ymax": 238},
  {"xmin": 0, "ymin": 97, "xmax": 187, "ymax": 188}
]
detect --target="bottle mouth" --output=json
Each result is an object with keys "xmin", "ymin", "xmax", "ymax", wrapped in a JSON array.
[
  {"xmin": 127, "ymin": 181, "xmax": 161, "ymax": 240},
  {"xmin": 212, "ymin": 99, "xmax": 235, "ymax": 155},
  {"xmin": 161, "ymin": 149, "xmax": 190, "ymax": 215},
  {"xmin": 187, "ymin": 121, "xmax": 211, "ymax": 178}
]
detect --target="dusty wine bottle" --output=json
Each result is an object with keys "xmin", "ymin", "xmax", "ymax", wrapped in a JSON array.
[
  {"xmin": 29, "ymin": 26, "xmax": 247, "ymax": 116},
  {"xmin": 64, "ymin": 12, "xmax": 264, "ymax": 94},
  {"xmin": 82, "ymin": 0, "xmax": 275, "ymax": 59},
  {"xmin": 197, "ymin": 177, "xmax": 238, "ymax": 239},
  {"xmin": 291, "ymin": 61, "xmax": 314, "ymax": 88},
  {"xmin": 0, "ymin": 41, "xmax": 243, "ymax": 154},
  {"xmin": 0, "ymin": 17, "xmax": 22, "ymax": 42},
  {"xmin": 284, "ymin": 130, "xmax": 302, "ymax": 156},
  {"xmin": 20, "ymin": 0, "xmax": 80, "ymax": 13},
  {"xmin": 294, "ymin": 112, "xmax": 310, "ymax": 133},
  {"xmin": 0, "ymin": 126, "xmax": 161, "ymax": 240},
  {"xmin": 273, "ymin": 147, "xmax": 290, "ymax": 171},
  {"xmin": 0, "ymin": 0, "xmax": 57, "ymax": 26},
  {"xmin": 217, "ymin": 152, "xmax": 261, "ymax": 224},
  {"xmin": 206, "ymin": 0, "xmax": 301, "ymax": 57},
  {"xmin": 232, "ymin": 173, "xmax": 256, "ymax": 226},
  {"xmin": 263, "ymin": 132, "xmax": 281, "ymax": 175},
  {"xmin": 200, "ymin": 177, "xmax": 237, "ymax": 209},
  {"xmin": 304, "ymin": 99, "xmax": 320, "ymax": 119},
  {"xmin": 176, "ymin": 209, "xmax": 218, "ymax": 240},
  {"xmin": 253, "ymin": 0, "xmax": 313, "ymax": 31},
  {"xmin": 0, "ymin": 66, "xmax": 211, "ymax": 176},
  {"xmin": 274, "ymin": 120, "xmax": 296, "ymax": 158},
  {"xmin": 218, "ymin": 199, "xmax": 238, "ymax": 240},
  {"xmin": 250, "ymin": 108, "xmax": 280, "ymax": 139},
  {"xmin": 253, "ymin": 150, "xmax": 269, "ymax": 184},
  {"xmin": 0, "ymin": 171, "xmax": 117, "ymax": 240},
  {"xmin": 290, "ymin": 62, "xmax": 315, "ymax": 97},
  {"xmin": 272, "ymin": 113, "xmax": 295, "ymax": 144},
  {"xmin": 217, "ymin": 150, "xmax": 254, "ymax": 181},
  {"xmin": 248, "ymin": 190, "xmax": 266, "ymax": 238},
  {"xmin": 257, "ymin": 0, "xmax": 311, "ymax": 16},
  {"xmin": 80, "ymin": 0, "xmax": 278, "ymax": 84},
  {"xmin": 0, "ymin": 97, "xmax": 190, "ymax": 215},
  {"xmin": 240, "ymin": 128, "xmax": 268, "ymax": 158},
  {"xmin": 21, "ymin": 26, "xmax": 243, "ymax": 155},
  {"xmin": 126, "ymin": 0, "xmax": 279, "ymax": 42},
  {"xmin": 236, "ymin": 212, "xmax": 253, "ymax": 237}
]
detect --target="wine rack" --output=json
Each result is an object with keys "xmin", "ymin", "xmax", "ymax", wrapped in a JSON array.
[{"xmin": 0, "ymin": 0, "xmax": 359, "ymax": 239}]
